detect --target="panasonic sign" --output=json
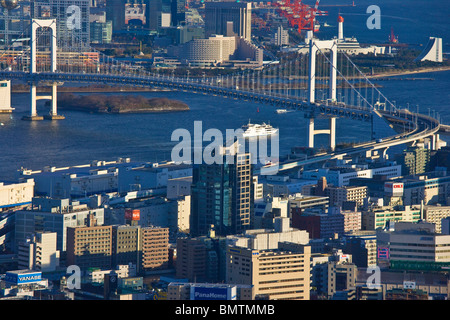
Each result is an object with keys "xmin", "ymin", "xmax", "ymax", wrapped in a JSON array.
[{"xmin": 190, "ymin": 286, "xmax": 237, "ymax": 300}]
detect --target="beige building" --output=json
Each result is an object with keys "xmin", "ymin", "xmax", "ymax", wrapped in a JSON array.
[
  {"xmin": 0, "ymin": 80, "xmax": 13, "ymax": 113},
  {"xmin": 141, "ymin": 226, "xmax": 169, "ymax": 271},
  {"xmin": 326, "ymin": 185, "xmax": 368, "ymax": 208},
  {"xmin": 226, "ymin": 243, "xmax": 311, "ymax": 300},
  {"xmin": 0, "ymin": 179, "xmax": 34, "ymax": 209},
  {"xmin": 377, "ymin": 221, "xmax": 450, "ymax": 267},
  {"xmin": 423, "ymin": 205, "xmax": 450, "ymax": 233},
  {"xmin": 66, "ymin": 220, "xmax": 113, "ymax": 270},
  {"xmin": 226, "ymin": 217, "xmax": 309, "ymax": 250}
]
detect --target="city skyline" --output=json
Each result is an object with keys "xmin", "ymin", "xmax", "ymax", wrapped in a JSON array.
[{"xmin": 0, "ymin": 0, "xmax": 449, "ymax": 310}]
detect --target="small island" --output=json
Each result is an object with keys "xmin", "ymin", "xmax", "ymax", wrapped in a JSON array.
[{"xmin": 58, "ymin": 93, "xmax": 189, "ymax": 114}]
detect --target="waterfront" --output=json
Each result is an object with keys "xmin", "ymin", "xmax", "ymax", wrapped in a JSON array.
[
  {"xmin": 0, "ymin": 0, "xmax": 448, "ymax": 182},
  {"xmin": 0, "ymin": 70, "xmax": 448, "ymax": 182}
]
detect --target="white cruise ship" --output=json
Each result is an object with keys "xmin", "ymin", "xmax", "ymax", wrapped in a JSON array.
[{"xmin": 241, "ymin": 121, "xmax": 279, "ymax": 138}]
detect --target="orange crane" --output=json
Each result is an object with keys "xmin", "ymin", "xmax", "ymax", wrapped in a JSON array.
[{"xmin": 273, "ymin": 0, "xmax": 328, "ymax": 33}]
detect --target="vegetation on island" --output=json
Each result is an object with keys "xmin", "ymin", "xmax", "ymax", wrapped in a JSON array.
[{"xmin": 58, "ymin": 93, "xmax": 189, "ymax": 114}]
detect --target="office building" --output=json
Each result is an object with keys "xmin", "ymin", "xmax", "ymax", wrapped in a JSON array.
[
  {"xmin": 17, "ymin": 232, "xmax": 60, "ymax": 273},
  {"xmin": 145, "ymin": 0, "xmax": 162, "ymax": 30},
  {"xmin": 90, "ymin": 20, "xmax": 113, "ymax": 44},
  {"xmin": 343, "ymin": 231, "xmax": 377, "ymax": 268},
  {"xmin": 0, "ymin": 179, "xmax": 34, "ymax": 210},
  {"xmin": 112, "ymin": 224, "xmax": 141, "ymax": 271},
  {"xmin": 66, "ymin": 215, "xmax": 113, "ymax": 270},
  {"xmin": 362, "ymin": 205, "xmax": 421, "ymax": 230},
  {"xmin": 302, "ymin": 164, "xmax": 402, "ymax": 187},
  {"xmin": 118, "ymin": 161, "xmax": 192, "ymax": 193},
  {"xmin": 31, "ymin": 0, "xmax": 91, "ymax": 48},
  {"xmin": 377, "ymin": 221, "xmax": 450, "ymax": 271},
  {"xmin": 227, "ymin": 217, "xmax": 309, "ymax": 250},
  {"xmin": 396, "ymin": 146, "xmax": 431, "ymax": 176},
  {"xmin": 14, "ymin": 197, "xmax": 105, "ymax": 252},
  {"xmin": 171, "ymin": 0, "xmax": 185, "ymax": 26},
  {"xmin": 106, "ymin": 0, "xmax": 127, "ymax": 31},
  {"xmin": 326, "ymin": 185, "xmax": 368, "ymax": 208},
  {"xmin": 175, "ymin": 232, "xmax": 227, "ymax": 282},
  {"xmin": 312, "ymin": 259, "xmax": 357, "ymax": 299},
  {"xmin": 226, "ymin": 243, "xmax": 311, "ymax": 300},
  {"xmin": 141, "ymin": 226, "xmax": 169, "ymax": 271},
  {"xmin": 18, "ymin": 158, "xmax": 136, "ymax": 199},
  {"xmin": 191, "ymin": 143, "xmax": 253, "ymax": 237},
  {"xmin": 205, "ymin": 1, "xmax": 252, "ymax": 41},
  {"xmin": 423, "ymin": 205, "xmax": 450, "ymax": 233},
  {"xmin": 400, "ymin": 174, "xmax": 450, "ymax": 206},
  {"xmin": 272, "ymin": 25, "xmax": 289, "ymax": 46}
]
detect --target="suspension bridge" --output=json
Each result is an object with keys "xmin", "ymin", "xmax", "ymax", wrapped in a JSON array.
[{"xmin": 0, "ymin": 18, "xmax": 444, "ymax": 172}]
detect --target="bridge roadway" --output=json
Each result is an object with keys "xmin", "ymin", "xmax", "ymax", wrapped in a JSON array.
[
  {"xmin": 0, "ymin": 70, "xmax": 441, "ymax": 175},
  {"xmin": 0, "ymin": 70, "xmax": 373, "ymax": 122},
  {"xmin": 256, "ymin": 109, "xmax": 440, "ymax": 174}
]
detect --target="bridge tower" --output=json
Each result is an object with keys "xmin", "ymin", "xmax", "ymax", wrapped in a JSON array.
[
  {"xmin": 22, "ymin": 18, "xmax": 65, "ymax": 121},
  {"xmin": 307, "ymin": 38, "xmax": 338, "ymax": 151}
]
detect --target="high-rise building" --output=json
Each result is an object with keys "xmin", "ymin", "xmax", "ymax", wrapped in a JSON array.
[
  {"xmin": 31, "ymin": 0, "xmax": 91, "ymax": 48},
  {"xmin": 145, "ymin": 0, "xmax": 162, "ymax": 30},
  {"xmin": 141, "ymin": 226, "xmax": 169, "ymax": 271},
  {"xmin": 312, "ymin": 260, "xmax": 357, "ymax": 299},
  {"xmin": 14, "ymin": 197, "xmax": 105, "ymax": 253},
  {"xmin": 396, "ymin": 146, "xmax": 431, "ymax": 176},
  {"xmin": 66, "ymin": 216, "xmax": 113, "ymax": 270},
  {"xmin": 171, "ymin": 0, "xmax": 185, "ymax": 26},
  {"xmin": 272, "ymin": 25, "xmax": 289, "ymax": 46},
  {"xmin": 18, "ymin": 232, "xmax": 60, "ymax": 272},
  {"xmin": 112, "ymin": 224, "xmax": 142, "ymax": 271},
  {"xmin": 106, "ymin": 0, "xmax": 127, "ymax": 32},
  {"xmin": 90, "ymin": 20, "xmax": 113, "ymax": 44},
  {"xmin": 204, "ymin": 1, "xmax": 252, "ymax": 41},
  {"xmin": 190, "ymin": 143, "xmax": 253, "ymax": 237},
  {"xmin": 226, "ymin": 243, "xmax": 311, "ymax": 300},
  {"xmin": 377, "ymin": 221, "xmax": 450, "ymax": 271}
]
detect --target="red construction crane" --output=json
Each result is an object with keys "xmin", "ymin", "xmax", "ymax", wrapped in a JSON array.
[{"xmin": 273, "ymin": 0, "xmax": 328, "ymax": 33}]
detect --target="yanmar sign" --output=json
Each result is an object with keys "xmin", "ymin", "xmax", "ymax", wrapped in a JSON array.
[{"xmin": 5, "ymin": 271, "xmax": 42, "ymax": 285}]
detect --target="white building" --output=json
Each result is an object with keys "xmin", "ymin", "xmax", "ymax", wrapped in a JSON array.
[
  {"xmin": 17, "ymin": 232, "xmax": 60, "ymax": 272},
  {"xmin": 0, "ymin": 179, "xmax": 34, "ymax": 210},
  {"xmin": 87, "ymin": 263, "xmax": 137, "ymax": 283},
  {"xmin": 118, "ymin": 162, "xmax": 192, "ymax": 193},
  {"xmin": 415, "ymin": 37, "xmax": 443, "ymax": 63},
  {"xmin": 0, "ymin": 80, "xmax": 13, "ymax": 113},
  {"xmin": 18, "ymin": 158, "xmax": 135, "ymax": 199},
  {"xmin": 226, "ymin": 217, "xmax": 309, "ymax": 250},
  {"xmin": 272, "ymin": 25, "xmax": 289, "ymax": 46},
  {"xmin": 302, "ymin": 164, "xmax": 402, "ymax": 187}
]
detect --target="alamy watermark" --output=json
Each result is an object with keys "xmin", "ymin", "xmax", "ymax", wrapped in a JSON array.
[
  {"xmin": 171, "ymin": 121, "xmax": 280, "ymax": 175},
  {"xmin": 66, "ymin": 5, "xmax": 81, "ymax": 30},
  {"xmin": 366, "ymin": 5, "xmax": 381, "ymax": 30}
]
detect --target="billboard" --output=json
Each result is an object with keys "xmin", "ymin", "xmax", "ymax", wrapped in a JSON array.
[
  {"xmin": 190, "ymin": 286, "xmax": 236, "ymax": 300},
  {"xmin": 125, "ymin": 209, "xmax": 140, "ymax": 221},
  {"xmin": 384, "ymin": 182, "xmax": 403, "ymax": 196},
  {"xmin": 5, "ymin": 271, "xmax": 42, "ymax": 285},
  {"xmin": 377, "ymin": 247, "xmax": 390, "ymax": 260}
]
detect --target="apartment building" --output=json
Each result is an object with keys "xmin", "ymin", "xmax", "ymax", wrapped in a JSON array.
[{"xmin": 226, "ymin": 243, "xmax": 311, "ymax": 300}]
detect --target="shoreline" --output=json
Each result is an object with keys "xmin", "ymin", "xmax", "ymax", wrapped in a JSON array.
[{"xmin": 368, "ymin": 66, "xmax": 450, "ymax": 79}]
